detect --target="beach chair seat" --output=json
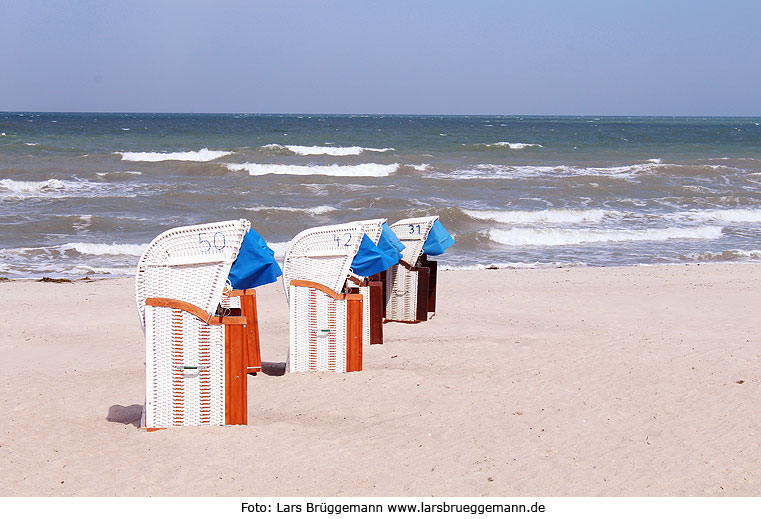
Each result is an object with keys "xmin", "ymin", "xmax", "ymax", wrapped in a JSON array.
[
  {"xmin": 283, "ymin": 223, "xmax": 370, "ymax": 373},
  {"xmin": 385, "ymin": 216, "xmax": 454, "ymax": 323},
  {"xmin": 136, "ymin": 219, "xmax": 280, "ymax": 429}
]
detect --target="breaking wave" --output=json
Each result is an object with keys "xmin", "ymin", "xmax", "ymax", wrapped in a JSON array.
[
  {"xmin": 464, "ymin": 208, "xmax": 611, "ymax": 224},
  {"xmin": 489, "ymin": 226, "xmax": 723, "ymax": 246},
  {"xmin": 225, "ymin": 162, "xmax": 399, "ymax": 177},
  {"xmin": 261, "ymin": 144, "xmax": 394, "ymax": 156},
  {"xmin": 117, "ymin": 148, "xmax": 233, "ymax": 162},
  {"xmin": 479, "ymin": 142, "xmax": 543, "ymax": 149},
  {"xmin": 245, "ymin": 205, "xmax": 337, "ymax": 215}
]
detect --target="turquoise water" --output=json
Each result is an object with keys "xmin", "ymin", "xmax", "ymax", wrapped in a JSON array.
[{"xmin": 1, "ymin": 113, "xmax": 761, "ymax": 277}]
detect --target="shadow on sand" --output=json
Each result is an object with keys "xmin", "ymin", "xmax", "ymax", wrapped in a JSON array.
[
  {"xmin": 107, "ymin": 404, "xmax": 143, "ymax": 427},
  {"xmin": 259, "ymin": 361, "xmax": 286, "ymax": 376}
]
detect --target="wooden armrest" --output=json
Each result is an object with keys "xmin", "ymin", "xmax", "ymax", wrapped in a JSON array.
[
  {"xmin": 290, "ymin": 280, "xmax": 363, "ymax": 301},
  {"xmin": 225, "ymin": 288, "xmax": 257, "ymax": 297},
  {"xmin": 145, "ymin": 297, "xmax": 247, "ymax": 325}
]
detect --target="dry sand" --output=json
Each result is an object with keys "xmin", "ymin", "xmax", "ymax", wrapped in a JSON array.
[{"xmin": 1, "ymin": 264, "xmax": 760, "ymax": 496}]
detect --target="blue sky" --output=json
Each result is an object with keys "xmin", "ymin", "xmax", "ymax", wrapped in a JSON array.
[{"xmin": 1, "ymin": 0, "xmax": 760, "ymax": 115}]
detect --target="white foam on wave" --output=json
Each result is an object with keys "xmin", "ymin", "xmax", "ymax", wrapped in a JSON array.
[
  {"xmin": 246, "ymin": 205, "xmax": 337, "ymax": 215},
  {"xmin": 96, "ymin": 170, "xmax": 142, "ymax": 177},
  {"xmin": 680, "ymin": 249, "xmax": 761, "ymax": 262},
  {"xmin": 672, "ymin": 208, "xmax": 761, "ymax": 224},
  {"xmin": 0, "ymin": 178, "xmax": 66, "ymax": 195},
  {"xmin": 226, "ymin": 162, "xmax": 399, "ymax": 177},
  {"xmin": 430, "ymin": 162, "xmax": 663, "ymax": 180},
  {"xmin": 482, "ymin": 142, "xmax": 543, "ymax": 149},
  {"xmin": 464, "ymin": 208, "xmax": 611, "ymax": 224},
  {"xmin": 0, "ymin": 177, "xmax": 135, "ymax": 200},
  {"xmin": 261, "ymin": 144, "xmax": 394, "ymax": 156},
  {"xmin": 409, "ymin": 163, "xmax": 429, "ymax": 171},
  {"xmin": 25, "ymin": 142, "xmax": 39, "ymax": 146},
  {"xmin": 117, "ymin": 148, "xmax": 233, "ymax": 162},
  {"xmin": 489, "ymin": 226, "xmax": 723, "ymax": 247}
]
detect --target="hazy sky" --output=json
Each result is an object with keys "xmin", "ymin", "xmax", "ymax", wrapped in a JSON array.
[{"xmin": 1, "ymin": 0, "xmax": 760, "ymax": 115}]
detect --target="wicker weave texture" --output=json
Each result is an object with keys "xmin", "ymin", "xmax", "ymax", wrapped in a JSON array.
[
  {"xmin": 351, "ymin": 218, "xmax": 386, "ymax": 245},
  {"xmin": 389, "ymin": 216, "xmax": 438, "ymax": 265},
  {"xmin": 384, "ymin": 263, "xmax": 419, "ymax": 321},
  {"xmin": 288, "ymin": 285, "xmax": 348, "ymax": 373},
  {"xmin": 282, "ymin": 223, "xmax": 364, "ymax": 304},
  {"xmin": 385, "ymin": 216, "xmax": 438, "ymax": 321},
  {"xmin": 144, "ymin": 306, "xmax": 226, "ymax": 427},
  {"xmin": 135, "ymin": 219, "xmax": 250, "ymax": 327}
]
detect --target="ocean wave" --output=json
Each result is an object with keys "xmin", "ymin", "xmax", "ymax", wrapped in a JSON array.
[
  {"xmin": 245, "ymin": 205, "xmax": 337, "ymax": 215},
  {"xmin": 463, "ymin": 208, "xmax": 611, "ymax": 224},
  {"xmin": 261, "ymin": 144, "xmax": 394, "ymax": 156},
  {"xmin": 60, "ymin": 242, "xmax": 148, "ymax": 256},
  {"xmin": 477, "ymin": 142, "xmax": 543, "ymax": 150},
  {"xmin": 117, "ymin": 148, "xmax": 233, "ymax": 162},
  {"xmin": 0, "ymin": 178, "xmax": 66, "ymax": 195},
  {"xmin": 671, "ymin": 208, "xmax": 761, "ymax": 224},
  {"xmin": 226, "ymin": 162, "xmax": 399, "ymax": 177},
  {"xmin": 488, "ymin": 226, "xmax": 723, "ymax": 246},
  {"xmin": 96, "ymin": 170, "xmax": 142, "ymax": 177},
  {"xmin": 0, "ymin": 177, "xmax": 136, "ymax": 200},
  {"xmin": 679, "ymin": 249, "xmax": 761, "ymax": 262},
  {"xmin": 427, "ymin": 161, "xmax": 680, "ymax": 180}
]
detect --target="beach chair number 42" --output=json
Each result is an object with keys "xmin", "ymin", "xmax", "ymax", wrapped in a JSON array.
[
  {"xmin": 198, "ymin": 232, "xmax": 226, "ymax": 252},
  {"xmin": 409, "ymin": 224, "xmax": 422, "ymax": 235},
  {"xmin": 334, "ymin": 233, "xmax": 352, "ymax": 248}
]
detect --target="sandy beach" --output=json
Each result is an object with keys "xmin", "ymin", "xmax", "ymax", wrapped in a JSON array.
[{"xmin": 1, "ymin": 264, "xmax": 760, "ymax": 496}]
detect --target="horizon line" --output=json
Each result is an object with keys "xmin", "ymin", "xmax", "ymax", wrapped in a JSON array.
[{"xmin": 1, "ymin": 111, "xmax": 760, "ymax": 118}]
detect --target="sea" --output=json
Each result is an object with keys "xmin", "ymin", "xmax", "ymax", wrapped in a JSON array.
[{"xmin": 1, "ymin": 113, "xmax": 761, "ymax": 278}]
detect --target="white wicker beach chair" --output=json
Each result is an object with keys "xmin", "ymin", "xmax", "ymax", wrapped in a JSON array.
[
  {"xmin": 283, "ymin": 223, "xmax": 366, "ymax": 373},
  {"xmin": 136, "ymin": 219, "xmax": 250, "ymax": 429},
  {"xmin": 385, "ymin": 216, "xmax": 439, "ymax": 323}
]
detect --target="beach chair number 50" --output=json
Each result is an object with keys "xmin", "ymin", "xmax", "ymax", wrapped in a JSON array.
[
  {"xmin": 198, "ymin": 232, "xmax": 226, "ymax": 252},
  {"xmin": 334, "ymin": 233, "xmax": 352, "ymax": 248},
  {"xmin": 409, "ymin": 224, "xmax": 421, "ymax": 234}
]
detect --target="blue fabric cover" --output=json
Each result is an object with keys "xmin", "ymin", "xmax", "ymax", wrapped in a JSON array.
[
  {"xmin": 380, "ymin": 222, "xmax": 405, "ymax": 254},
  {"xmin": 377, "ymin": 223, "xmax": 405, "ymax": 263},
  {"xmin": 351, "ymin": 234, "xmax": 399, "ymax": 277},
  {"xmin": 228, "ymin": 228, "xmax": 283, "ymax": 289},
  {"xmin": 422, "ymin": 220, "xmax": 455, "ymax": 256}
]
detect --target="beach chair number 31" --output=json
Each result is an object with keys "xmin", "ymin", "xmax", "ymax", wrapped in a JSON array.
[
  {"xmin": 198, "ymin": 232, "xmax": 226, "ymax": 252},
  {"xmin": 334, "ymin": 233, "xmax": 352, "ymax": 248},
  {"xmin": 409, "ymin": 224, "xmax": 421, "ymax": 234}
]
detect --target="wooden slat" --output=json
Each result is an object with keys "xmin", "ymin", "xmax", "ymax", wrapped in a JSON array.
[
  {"xmin": 422, "ymin": 256, "xmax": 437, "ymax": 314},
  {"xmin": 224, "ymin": 323, "xmax": 247, "ymax": 425},
  {"xmin": 240, "ymin": 291, "xmax": 262, "ymax": 373},
  {"xmin": 369, "ymin": 281, "xmax": 384, "ymax": 344},
  {"xmin": 377, "ymin": 271, "xmax": 387, "ymax": 318},
  {"xmin": 345, "ymin": 298, "xmax": 363, "ymax": 372},
  {"xmin": 415, "ymin": 266, "xmax": 430, "ymax": 322},
  {"xmin": 290, "ymin": 280, "xmax": 363, "ymax": 301}
]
